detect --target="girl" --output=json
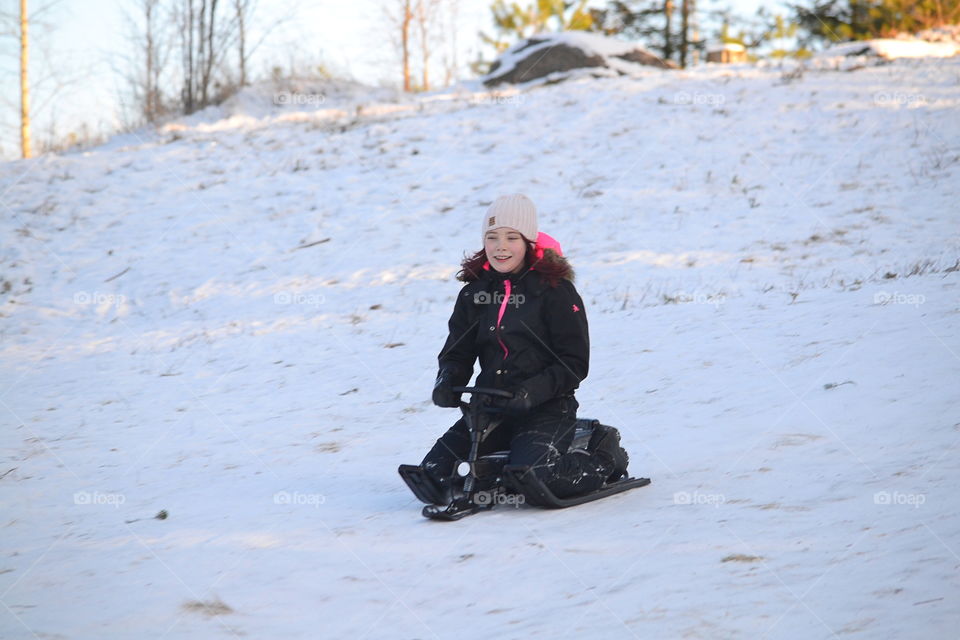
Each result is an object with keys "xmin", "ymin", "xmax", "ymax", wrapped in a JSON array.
[{"xmin": 421, "ymin": 193, "xmax": 629, "ymax": 500}]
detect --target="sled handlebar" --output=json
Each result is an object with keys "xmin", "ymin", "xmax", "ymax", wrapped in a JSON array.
[{"xmin": 451, "ymin": 386, "xmax": 515, "ymax": 399}]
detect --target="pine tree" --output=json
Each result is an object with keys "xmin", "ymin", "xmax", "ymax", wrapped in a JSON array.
[
  {"xmin": 479, "ymin": 0, "xmax": 594, "ymax": 54},
  {"xmin": 474, "ymin": 0, "xmax": 593, "ymax": 74},
  {"xmin": 589, "ymin": 0, "xmax": 702, "ymax": 67},
  {"xmin": 791, "ymin": 0, "xmax": 960, "ymax": 43}
]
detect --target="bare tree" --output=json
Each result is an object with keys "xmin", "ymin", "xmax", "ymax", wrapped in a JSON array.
[
  {"xmin": 414, "ymin": 0, "xmax": 442, "ymax": 91},
  {"xmin": 440, "ymin": 0, "xmax": 461, "ymax": 86},
  {"xmin": 229, "ymin": 0, "xmax": 292, "ymax": 88},
  {"xmin": 19, "ymin": 0, "xmax": 30, "ymax": 158},
  {"xmin": 116, "ymin": 0, "xmax": 294, "ymax": 123},
  {"xmin": 1, "ymin": 0, "xmax": 71, "ymax": 157},
  {"xmin": 120, "ymin": 0, "xmax": 172, "ymax": 124},
  {"xmin": 198, "ymin": 0, "xmax": 220, "ymax": 105},
  {"xmin": 401, "ymin": 0, "xmax": 413, "ymax": 91},
  {"xmin": 385, "ymin": 0, "xmax": 463, "ymax": 92},
  {"xmin": 144, "ymin": 0, "xmax": 165, "ymax": 120},
  {"xmin": 174, "ymin": 0, "xmax": 234, "ymax": 113},
  {"xmin": 233, "ymin": 0, "xmax": 251, "ymax": 86},
  {"xmin": 383, "ymin": 0, "xmax": 415, "ymax": 91},
  {"xmin": 176, "ymin": 0, "xmax": 194, "ymax": 111}
]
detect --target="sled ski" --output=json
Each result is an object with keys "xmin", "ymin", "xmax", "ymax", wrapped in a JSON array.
[
  {"xmin": 502, "ymin": 464, "xmax": 651, "ymax": 508},
  {"xmin": 421, "ymin": 497, "xmax": 487, "ymax": 521}
]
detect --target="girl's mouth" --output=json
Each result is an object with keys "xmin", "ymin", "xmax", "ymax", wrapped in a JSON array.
[{"xmin": 494, "ymin": 256, "xmax": 511, "ymax": 262}]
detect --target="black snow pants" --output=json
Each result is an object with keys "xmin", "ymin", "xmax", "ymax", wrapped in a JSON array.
[{"xmin": 420, "ymin": 395, "xmax": 609, "ymax": 498}]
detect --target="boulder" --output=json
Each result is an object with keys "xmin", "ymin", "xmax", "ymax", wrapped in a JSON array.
[{"xmin": 483, "ymin": 32, "xmax": 675, "ymax": 87}]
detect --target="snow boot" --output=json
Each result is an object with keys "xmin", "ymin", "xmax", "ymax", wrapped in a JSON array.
[{"xmin": 588, "ymin": 425, "xmax": 629, "ymax": 483}]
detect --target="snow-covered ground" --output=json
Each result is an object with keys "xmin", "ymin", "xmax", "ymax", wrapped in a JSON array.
[
  {"xmin": 810, "ymin": 27, "xmax": 960, "ymax": 72},
  {"xmin": 1, "ymin": 55, "xmax": 958, "ymax": 639}
]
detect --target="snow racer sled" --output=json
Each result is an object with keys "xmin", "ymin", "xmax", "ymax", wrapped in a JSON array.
[{"xmin": 399, "ymin": 386, "xmax": 651, "ymax": 521}]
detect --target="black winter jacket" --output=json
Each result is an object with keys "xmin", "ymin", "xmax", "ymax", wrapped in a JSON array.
[{"xmin": 437, "ymin": 266, "xmax": 589, "ymax": 407}]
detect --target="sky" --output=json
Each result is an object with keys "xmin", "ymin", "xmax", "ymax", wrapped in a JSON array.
[{"xmin": 0, "ymin": 0, "xmax": 783, "ymax": 159}]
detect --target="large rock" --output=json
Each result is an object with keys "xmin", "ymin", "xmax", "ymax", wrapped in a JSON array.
[{"xmin": 483, "ymin": 32, "xmax": 675, "ymax": 87}]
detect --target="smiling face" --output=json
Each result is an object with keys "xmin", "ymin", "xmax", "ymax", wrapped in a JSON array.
[{"xmin": 484, "ymin": 227, "xmax": 528, "ymax": 274}]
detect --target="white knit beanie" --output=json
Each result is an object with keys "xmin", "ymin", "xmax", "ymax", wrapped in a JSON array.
[{"xmin": 482, "ymin": 194, "xmax": 538, "ymax": 244}]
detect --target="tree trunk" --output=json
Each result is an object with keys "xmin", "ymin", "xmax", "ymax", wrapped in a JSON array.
[
  {"xmin": 202, "ymin": 0, "xmax": 218, "ymax": 104},
  {"xmin": 419, "ymin": 3, "xmax": 429, "ymax": 91},
  {"xmin": 401, "ymin": 0, "xmax": 412, "ymax": 91},
  {"xmin": 679, "ymin": 0, "xmax": 689, "ymax": 68},
  {"xmin": 198, "ymin": 0, "xmax": 207, "ymax": 106},
  {"xmin": 422, "ymin": 42, "xmax": 429, "ymax": 91},
  {"xmin": 20, "ymin": 0, "xmax": 31, "ymax": 159},
  {"xmin": 445, "ymin": 0, "xmax": 459, "ymax": 86},
  {"xmin": 689, "ymin": 0, "xmax": 699, "ymax": 66},
  {"xmin": 663, "ymin": 0, "xmax": 673, "ymax": 64},
  {"xmin": 235, "ymin": 0, "xmax": 246, "ymax": 86},
  {"xmin": 184, "ymin": 0, "xmax": 195, "ymax": 113},
  {"xmin": 145, "ymin": 0, "xmax": 159, "ymax": 121}
]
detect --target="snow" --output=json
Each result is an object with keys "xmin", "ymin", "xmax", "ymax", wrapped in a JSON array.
[
  {"xmin": 1, "ymin": 55, "xmax": 959, "ymax": 639},
  {"xmin": 172, "ymin": 78, "xmax": 406, "ymax": 128},
  {"xmin": 823, "ymin": 38, "xmax": 960, "ymax": 59},
  {"xmin": 818, "ymin": 27, "xmax": 960, "ymax": 62}
]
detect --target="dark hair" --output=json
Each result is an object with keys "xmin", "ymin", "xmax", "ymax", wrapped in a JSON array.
[{"xmin": 456, "ymin": 241, "xmax": 574, "ymax": 287}]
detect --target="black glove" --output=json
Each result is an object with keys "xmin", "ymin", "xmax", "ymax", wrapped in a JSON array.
[
  {"xmin": 432, "ymin": 368, "xmax": 461, "ymax": 408},
  {"xmin": 488, "ymin": 387, "xmax": 535, "ymax": 415}
]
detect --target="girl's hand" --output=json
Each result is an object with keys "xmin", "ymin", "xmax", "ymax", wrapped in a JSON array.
[
  {"xmin": 432, "ymin": 369, "xmax": 461, "ymax": 408},
  {"xmin": 489, "ymin": 387, "xmax": 535, "ymax": 414}
]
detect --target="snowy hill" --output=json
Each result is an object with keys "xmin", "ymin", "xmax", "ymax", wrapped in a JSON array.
[{"xmin": 1, "ymin": 56, "xmax": 959, "ymax": 639}]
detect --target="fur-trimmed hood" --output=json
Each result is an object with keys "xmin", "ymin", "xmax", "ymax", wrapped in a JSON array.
[{"xmin": 456, "ymin": 233, "xmax": 574, "ymax": 287}]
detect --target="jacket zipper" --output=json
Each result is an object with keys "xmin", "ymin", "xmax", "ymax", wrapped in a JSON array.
[{"xmin": 495, "ymin": 278, "xmax": 511, "ymax": 362}]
